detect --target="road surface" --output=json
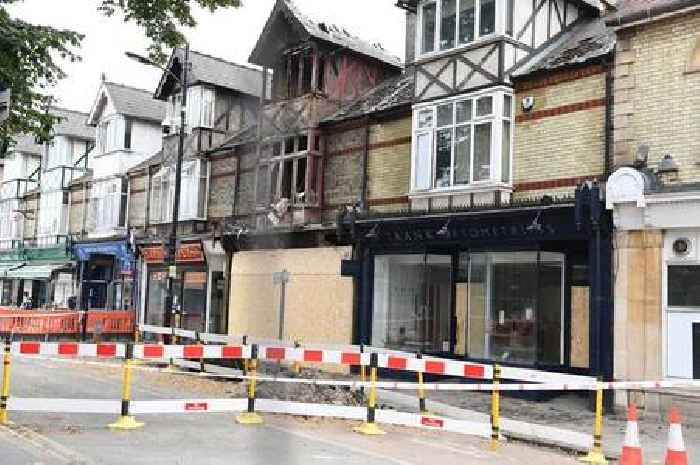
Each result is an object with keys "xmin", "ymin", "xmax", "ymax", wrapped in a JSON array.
[{"xmin": 0, "ymin": 356, "xmax": 581, "ymax": 465}]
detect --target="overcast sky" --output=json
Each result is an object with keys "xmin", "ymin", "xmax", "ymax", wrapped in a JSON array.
[{"xmin": 7, "ymin": 0, "xmax": 407, "ymax": 113}]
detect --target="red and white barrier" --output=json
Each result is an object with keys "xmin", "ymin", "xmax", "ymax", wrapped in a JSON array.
[{"xmin": 10, "ymin": 341, "xmax": 126, "ymax": 358}]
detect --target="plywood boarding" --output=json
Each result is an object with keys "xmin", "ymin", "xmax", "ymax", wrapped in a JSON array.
[{"xmin": 571, "ymin": 286, "xmax": 590, "ymax": 368}]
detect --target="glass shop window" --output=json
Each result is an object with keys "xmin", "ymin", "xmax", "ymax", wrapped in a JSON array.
[
  {"xmin": 459, "ymin": 252, "xmax": 564, "ymax": 365},
  {"xmin": 372, "ymin": 254, "xmax": 452, "ymax": 353},
  {"xmin": 668, "ymin": 266, "xmax": 700, "ymax": 307}
]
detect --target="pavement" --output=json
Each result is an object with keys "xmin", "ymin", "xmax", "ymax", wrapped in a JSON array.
[
  {"xmin": 0, "ymin": 356, "xmax": 582, "ymax": 465},
  {"xmin": 378, "ymin": 387, "xmax": 700, "ymax": 465}
]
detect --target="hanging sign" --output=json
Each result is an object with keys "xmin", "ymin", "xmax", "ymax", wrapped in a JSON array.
[{"xmin": 141, "ymin": 243, "xmax": 205, "ymax": 264}]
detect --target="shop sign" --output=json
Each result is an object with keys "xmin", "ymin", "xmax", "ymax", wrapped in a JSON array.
[{"xmin": 141, "ymin": 243, "xmax": 205, "ymax": 264}]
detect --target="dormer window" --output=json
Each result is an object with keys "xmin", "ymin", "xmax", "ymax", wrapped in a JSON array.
[{"xmin": 419, "ymin": 0, "xmax": 497, "ymax": 56}]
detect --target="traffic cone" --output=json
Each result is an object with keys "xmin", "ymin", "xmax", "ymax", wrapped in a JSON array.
[
  {"xmin": 664, "ymin": 407, "xmax": 688, "ymax": 465},
  {"xmin": 620, "ymin": 403, "xmax": 643, "ymax": 465}
]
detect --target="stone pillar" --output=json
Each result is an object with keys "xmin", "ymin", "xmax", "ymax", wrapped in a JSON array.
[
  {"xmin": 612, "ymin": 32, "xmax": 638, "ymax": 169},
  {"xmin": 613, "ymin": 230, "xmax": 663, "ymax": 410}
]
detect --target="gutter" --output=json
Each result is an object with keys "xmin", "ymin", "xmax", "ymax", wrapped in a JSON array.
[
  {"xmin": 604, "ymin": 57, "xmax": 614, "ymax": 178},
  {"xmin": 360, "ymin": 116, "xmax": 370, "ymax": 212},
  {"xmin": 605, "ymin": 1, "xmax": 700, "ymax": 29}
]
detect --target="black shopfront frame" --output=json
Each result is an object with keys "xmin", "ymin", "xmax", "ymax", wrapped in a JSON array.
[{"xmin": 348, "ymin": 197, "xmax": 613, "ymax": 381}]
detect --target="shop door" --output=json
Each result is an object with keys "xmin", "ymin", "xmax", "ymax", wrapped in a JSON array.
[
  {"xmin": 180, "ymin": 271, "xmax": 207, "ymax": 332},
  {"xmin": 666, "ymin": 265, "xmax": 700, "ymax": 379},
  {"xmin": 371, "ymin": 254, "xmax": 452, "ymax": 354}
]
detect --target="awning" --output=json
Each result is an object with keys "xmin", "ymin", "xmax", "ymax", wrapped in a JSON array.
[
  {"xmin": 73, "ymin": 240, "xmax": 134, "ymax": 273},
  {"xmin": 4, "ymin": 263, "xmax": 72, "ymax": 280}
]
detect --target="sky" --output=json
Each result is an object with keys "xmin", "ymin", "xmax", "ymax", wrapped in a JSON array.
[{"xmin": 7, "ymin": 0, "xmax": 407, "ymax": 113}]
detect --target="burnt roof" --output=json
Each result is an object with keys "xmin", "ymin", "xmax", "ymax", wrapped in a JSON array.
[
  {"xmin": 250, "ymin": 0, "xmax": 401, "ymax": 69},
  {"xmin": 127, "ymin": 149, "xmax": 163, "ymax": 174},
  {"xmin": 605, "ymin": 0, "xmax": 700, "ymax": 27},
  {"xmin": 512, "ymin": 18, "xmax": 615, "ymax": 77},
  {"xmin": 322, "ymin": 73, "xmax": 414, "ymax": 124}
]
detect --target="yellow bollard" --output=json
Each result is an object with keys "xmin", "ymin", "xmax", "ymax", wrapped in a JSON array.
[
  {"xmin": 236, "ymin": 344, "xmax": 263, "ymax": 425},
  {"xmin": 353, "ymin": 352, "xmax": 385, "ymax": 435},
  {"xmin": 417, "ymin": 352, "xmax": 429, "ymax": 415},
  {"xmin": 292, "ymin": 337, "xmax": 302, "ymax": 375},
  {"xmin": 0, "ymin": 339, "xmax": 11, "ymax": 425},
  {"xmin": 580, "ymin": 381, "xmax": 608, "ymax": 464},
  {"xmin": 109, "ymin": 344, "xmax": 144, "ymax": 430},
  {"xmin": 490, "ymin": 364, "xmax": 501, "ymax": 451},
  {"xmin": 359, "ymin": 344, "xmax": 366, "ymax": 396}
]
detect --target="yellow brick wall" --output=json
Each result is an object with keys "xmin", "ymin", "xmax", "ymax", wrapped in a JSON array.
[
  {"xmin": 229, "ymin": 247, "xmax": 354, "ymax": 348},
  {"xmin": 614, "ymin": 12, "xmax": 700, "ymax": 182},
  {"xmin": 367, "ymin": 116, "xmax": 411, "ymax": 209},
  {"xmin": 513, "ymin": 72, "xmax": 606, "ymax": 200}
]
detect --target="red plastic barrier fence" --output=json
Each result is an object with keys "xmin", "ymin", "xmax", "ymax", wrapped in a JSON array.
[{"xmin": 0, "ymin": 311, "xmax": 135, "ymax": 335}]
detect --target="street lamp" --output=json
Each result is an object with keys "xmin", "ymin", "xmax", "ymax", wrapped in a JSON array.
[{"xmin": 126, "ymin": 45, "xmax": 189, "ymax": 337}]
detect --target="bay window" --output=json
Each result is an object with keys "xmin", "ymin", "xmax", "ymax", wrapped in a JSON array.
[
  {"xmin": 420, "ymin": 0, "xmax": 497, "ymax": 55},
  {"xmin": 150, "ymin": 159, "xmax": 209, "ymax": 224},
  {"xmin": 37, "ymin": 190, "xmax": 69, "ymax": 244},
  {"xmin": 256, "ymin": 134, "xmax": 322, "ymax": 208},
  {"xmin": 412, "ymin": 89, "xmax": 513, "ymax": 192},
  {"xmin": 0, "ymin": 198, "xmax": 23, "ymax": 247},
  {"xmin": 88, "ymin": 178, "xmax": 127, "ymax": 234},
  {"xmin": 164, "ymin": 86, "xmax": 216, "ymax": 132}
]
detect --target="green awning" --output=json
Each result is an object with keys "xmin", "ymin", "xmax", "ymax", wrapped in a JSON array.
[{"xmin": 3, "ymin": 263, "xmax": 72, "ymax": 280}]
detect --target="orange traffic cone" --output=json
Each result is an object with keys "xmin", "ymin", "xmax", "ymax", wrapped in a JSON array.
[
  {"xmin": 620, "ymin": 403, "xmax": 643, "ymax": 465},
  {"xmin": 664, "ymin": 407, "xmax": 689, "ymax": 465}
]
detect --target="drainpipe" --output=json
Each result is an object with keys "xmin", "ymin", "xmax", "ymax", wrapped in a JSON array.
[
  {"xmin": 604, "ymin": 58, "xmax": 615, "ymax": 178},
  {"xmin": 360, "ymin": 116, "xmax": 370, "ymax": 212}
]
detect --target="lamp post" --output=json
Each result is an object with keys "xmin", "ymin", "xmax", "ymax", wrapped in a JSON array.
[{"xmin": 126, "ymin": 45, "xmax": 189, "ymax": 337}]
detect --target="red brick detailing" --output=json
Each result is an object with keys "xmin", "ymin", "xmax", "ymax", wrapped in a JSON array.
[
  {"xmin": 516, "ymin": 98, "xmax": 606, "ymax": 123},
  {"xmin": 515, "ymin": 64, "xmax": 605, "ymax": 92},
  {"xmin": 327, "ymin": 136, "xmax": 412, "ymax": 158},
  {"xmin": 367, "ymin": 195, "xmax": 410, "ymax": 207},
  {"xmin": 514, "ymin": 175, "xmax": 601, "ymax": 192}
]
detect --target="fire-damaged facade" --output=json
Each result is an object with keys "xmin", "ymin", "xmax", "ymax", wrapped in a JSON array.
[{"xmin": 219, "ymin": 0, "xmax": 618, "ymax": 383}]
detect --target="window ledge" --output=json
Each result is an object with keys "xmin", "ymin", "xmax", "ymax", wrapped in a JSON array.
[
  {"xmin": 414, "ymin": 34, "xmax": 507, "ymax": 66},
  {"xmin": 409, "ymin": 183, "xmax": 513, "ymax": 199}
]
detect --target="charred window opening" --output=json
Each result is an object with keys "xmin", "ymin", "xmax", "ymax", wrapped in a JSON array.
[
  {"xmin": 281, "ymin": 159, "xmax": 293, "ymax": 200},
  {"xmin": 298, "ymin": 135, "xmax": 308, "ymax": 152},
  {"xmin": 288, "ymin": 54, "xmax": 300, "ymax": 98},
  {"xmin": 302, "ymin": 54, "xmax": 314, "ymax": 94},
  {"xmin": 272, "ymin": 141, "xmax": 282, "ymax": 157},
  {"xmin": 317, "ymin": 57, "xmax": 326, "ymax": 92},
  {"xmin": 296, "ymin": 157, "xmax": 307, "ymax": 200},
  {"xmin": 284, "ymin": 137, "xmax": 295, "ymax": 154}
]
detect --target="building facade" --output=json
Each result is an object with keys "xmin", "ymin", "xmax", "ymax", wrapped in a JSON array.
[
  {"xmin": 129, "ymin": 49, "xmax": 263, "ymax": 336},
  {"xmin": 70, "ymin": 80, "xmax": 167, "ymax": 313},
  {"xmin": 0, "ymin": 108, "xmax": 94, "ymax": 309},
  {"xmin": 605, "ymin": 0, "xmax": 700, "ymax": 407}
]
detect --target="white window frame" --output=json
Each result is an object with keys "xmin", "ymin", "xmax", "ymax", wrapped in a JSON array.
[
  {"xmin": 88, "ymin": 177, "xmax": 126, "ymax": 234},
  {"xmin": 416, "ymin": 0, "xmax": 502, "ymax": 59},
  {"xmin": 411, "ymin": 87, "xmax": 513, "ymax": 194},
  {"xmin": 149, "ymin": 159, "xmax": 209, "ymax": 224}
]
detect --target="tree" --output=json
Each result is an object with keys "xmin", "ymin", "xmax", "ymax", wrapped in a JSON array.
[{"xmin": 0, "ymin": 0, "xmax": 241, "ymax": 153}]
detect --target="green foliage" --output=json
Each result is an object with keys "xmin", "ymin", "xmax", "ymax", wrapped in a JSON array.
[{"xmin": 0, "ymin": 0, "xmax": 241, "ymax": 154}]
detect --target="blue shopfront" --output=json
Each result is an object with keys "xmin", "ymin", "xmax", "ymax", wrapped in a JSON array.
[{"xmin": 73, "ymin": 240, "xmax": 135, "ymax": 311}]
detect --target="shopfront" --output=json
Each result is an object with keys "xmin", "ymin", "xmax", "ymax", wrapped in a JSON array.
[
  {"xmin": 0, "ymin": 247, "xmax": 74, "ymax": 309},
  {"xmin": 346, "ymin": 189, "xmax": 613, "ymax": 378},
  {"xmin": 140, "ymin": 240, "xmax": 226, "ymax": 334},
  {"xmin": 73, "ymin": 240, "xmax": 135, "ymax": 311}
]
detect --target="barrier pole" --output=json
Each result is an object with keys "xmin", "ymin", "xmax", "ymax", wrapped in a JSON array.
[
  {"xmin": 580, "ymin": 381, "xmax": 608, "ymax": 464},
  {"xmin": 0, "ymin": 339, "xmax": 11, "ymax": 425},
  {"xmin": 292, "ymin": 338, "xmax": 301, "ymax": 374},
  {"xmin": 490, "ymin": 364, "xmax": 501, "ymax": 451},
  {"xmin": 196, "ymin": 332, "xmax": 205, "ymax": 374},
  {"xmin": 417, "ymin": 352, "xmax": 428, "ymax": 414},
  {"xmin": 109, "ymin": 343, "xmax": 143, "ymax": 430},
  {"xmin": 236, "ymin": 344, "xmax": 263, "ymax": 424},
  {"xmin": 353, "ymin": 352, "xmax": 385, "ymax": 435},
  {"xmin": 359, "ymin": 344, "xmax": 366, "ymax": 396}
]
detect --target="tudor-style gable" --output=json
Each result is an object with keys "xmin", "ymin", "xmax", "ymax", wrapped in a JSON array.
[{"xmin": 401, "ymin": 0, "xmax": 599, "ymax": 102}]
